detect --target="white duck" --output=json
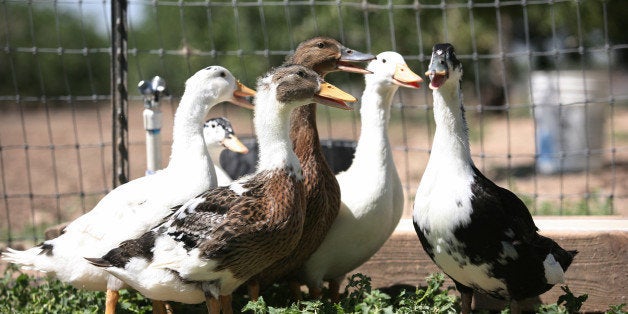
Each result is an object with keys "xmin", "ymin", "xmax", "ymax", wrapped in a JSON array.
[
  {"xmin": 85, "ymin": 65, "xmax": 356, "ymax": 314},
  {"xmin": 203, "ymin": 117, "xmax": 249, "ymax": 186},
  {"xmin": 2, "ymin": 66, "xmax": 255, "ymax": 314},
  {"xmin": 301, "ymin": 51, "xmax": 423, "ymax": 300}
]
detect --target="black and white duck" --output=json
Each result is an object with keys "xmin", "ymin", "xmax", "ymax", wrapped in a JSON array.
[
  {"xmin": 412, "ymin": 43, "xmax": 577, "ymax": 313},
  {"xmin": 203, "ymin": 117, "xmax": 249, "ymax": 186}
]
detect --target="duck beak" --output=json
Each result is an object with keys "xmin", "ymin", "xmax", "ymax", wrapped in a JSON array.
[
  {"xmin": 393, "ymin": 64, "xmax": 423, "ymax": 89},
  {"xmin": 221, "ymin": 134, "xmax": 249, "ymax": 154},
  {"xmin": 425, "ymin": 55, "xmax": 449, "ymax": 90},
  {"xmin": 337, "ymin": 47, "xmax": 375, "ymax": 74},
  {"xmin": 313, "ymin": 81, "xmax": 356, "ymax": 111},
  {"xmin": 230, "ymin": 80, "xmax": 256, "ymax": 109}
]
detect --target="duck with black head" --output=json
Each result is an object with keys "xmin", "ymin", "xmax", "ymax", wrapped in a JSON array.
[{"xmin": 412, "ymin": 43, "xmax": 577, "ymax": 314}]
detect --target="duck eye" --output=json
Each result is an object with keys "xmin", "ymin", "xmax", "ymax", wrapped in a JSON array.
[
  {"xmin": 317, "ymin": 42, "xmax": 325, "ymax": 48},
  {"xmin": 382, "ymin": 58, "xmax": 387, "ymax": 64},
  {"xmin": 297, "ymin": 71, "xmax": 305, "ymax": 78},
  {"xmin": 219, "ymin": 72, "xmax": 226, "ymax": 77}
]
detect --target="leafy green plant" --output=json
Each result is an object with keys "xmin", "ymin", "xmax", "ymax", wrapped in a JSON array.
[
  {"xmin": 394, "ymin": 273, "xmax": 458, "ymax": 314},
  {"xmin": 241, "ymin": 272, "xmax": 458, "ymax": 314},
  {"xmin": 605, "ymin": 303, "xmax": 626, "ymax": 314},
  {"xmin": 3, "ymin": 266, "xmax": 626, "ymax": 314},
  {"xmin": 0, "ymin": 264, "xmax": 151, "ymax": 314}
]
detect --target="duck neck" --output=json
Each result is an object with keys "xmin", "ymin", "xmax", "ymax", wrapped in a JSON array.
[
  {"xmin": 351, "ymin": 84, "xmax": 396, "ymax": 171},
  {"xmin": 167, "ymin": 94, "xmax": 212, "ymax": 170},
  {"xmin": 290, "ymin": 103, "xmax": 323, "ymax": 166},
  {"xmin": 255, "ymin": 92, "xmax": 302, "ymax": 178},
  {"xmin": 206, "ymin": 144, "xmax": 223, "ymax": 167},
  {"xmin": 429, "ymin": 84, "xmax": 473, "ymax": 170}
]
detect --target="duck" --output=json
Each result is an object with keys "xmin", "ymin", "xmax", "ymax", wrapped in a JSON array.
[
  {"xmin": 85, "ymin": 64, "xmax": 356, "ymax": 314},
  {"xmin": 2, "ymin": 66, "xmax": 255, "ymax": 314},
  {"xmin": 411, "ymin": 43, "xmax": 577, "ymax": 314},
  {"xmin": 203, "ymin": 117, "xmax": 249, "ymax": 186},
  {"xmin": 246, "ymin": 36, "xmax": 374, "ymax": 299},
  {"xmin": 300, "ymin": 51, "xmax": 423, "ymax": 301}
]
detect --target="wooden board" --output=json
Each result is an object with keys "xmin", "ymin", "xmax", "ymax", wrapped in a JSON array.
[{"xmin": 352, "ymin": 217, "xmax": 628, "ymax": 312}]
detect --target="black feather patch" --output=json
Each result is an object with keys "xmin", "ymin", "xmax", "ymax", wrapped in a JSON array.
[
  {"xmin": 98, "ymin": 231, "xmax": 157, "ymax": 268},
  {"xmin": 85, "ymin": 257, "xmax": 112, "ymax": 267},
  {"xmin": 39, "ymin": 243, "xmax": 54, "ymax": 256}
]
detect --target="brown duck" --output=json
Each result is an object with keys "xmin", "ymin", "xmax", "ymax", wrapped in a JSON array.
[{"xmin": 247, "ymin": 37, "xmax": 374, "ymax": 299}]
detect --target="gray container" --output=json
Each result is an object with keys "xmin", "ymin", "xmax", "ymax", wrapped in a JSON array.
[{"xmin": 532, "ymin": 71, "xmax": 606, "ymax": 174}]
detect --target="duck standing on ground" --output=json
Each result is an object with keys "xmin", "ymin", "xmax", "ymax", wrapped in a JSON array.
[
  {"xmin": 203, "ymin": 117, "xmax": 249, "ymax": 186},
  {"xmin": 301, "ymin": 51, "xmax": 423, "ymax": 301},
  {"xmin": 2, "ymin": 66, "xmax": 255, "ymax": 314},
  {"xmin": 246, "ymin": 36, "xmax": 375, "ymax": 300},
  {"xmin": 86, "ymin": 65, "xmax": 356, "ymax": 314},
  {"xmin": 412, "ymin": 43, "xmax": 577, "ymax": 314}
]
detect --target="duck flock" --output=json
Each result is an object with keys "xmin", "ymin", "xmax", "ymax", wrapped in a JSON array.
[{"xmin": 3, "ymin": 39, "xmax": 576, "ymax": 314}]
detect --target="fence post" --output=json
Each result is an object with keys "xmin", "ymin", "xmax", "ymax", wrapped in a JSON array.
[
  {"xmin": 111, "ymin": 0, "xmax": 129, "ymax": 187},
  {"xmin": 138, "ymin": 76, "xmax": 167, "ymax": 175}
]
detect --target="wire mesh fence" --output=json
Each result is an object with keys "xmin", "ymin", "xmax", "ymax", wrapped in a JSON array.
[{"xmin": 1, "ymin": 0, "xmax": 627, "ymax": 246}]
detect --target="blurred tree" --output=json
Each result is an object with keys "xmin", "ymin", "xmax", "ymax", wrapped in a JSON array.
[
  {"xmin": 1, "ymin": 0, "xmax": 625, "ymax": 102},
  {"xmin": 0, "ymin": 2, "xmax": 109, "ymax": 100}
]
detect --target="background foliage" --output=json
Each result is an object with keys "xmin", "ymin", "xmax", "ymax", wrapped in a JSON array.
[{"xmin": 2, "ymin": 0, "xmax": 626, "ymax": 100}]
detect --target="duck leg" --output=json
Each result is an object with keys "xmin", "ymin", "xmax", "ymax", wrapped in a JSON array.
[
  {"xmin": 460, "ymin": 291, "xmax": 473, "ymax": 314},
  {"xmin": 454, "ymin": 281, "xmax": 474, "ymax": 314},
  {"xmin": 219, "ymin": 295, "xmax": 233, "ymax": 314},
  {"xmin": 152, "ymin": 300, "xmax": 169, "ymax": 314},
  {"xmin": 105, "ymin": 289, "xmax": 119, "ymax": 314},
  {"xmin": 308, "ymin": 284, "xmax": 322, "ymax": 300},
  {"xmin": 247, "ymin": 279, "xmax": 260, "ymax": 301},
  {"xmin": 510, "ymin": 300, "xmax": 522, "ymax": 314},
  {"xmin": 165, "ymin": 302, "xmax": 173, "ymax": 314},
  {"xmin": 288, "ymin": 280, "xmax": 303, "ymax": 301},
  {"xmin": 329, "ymin": 278, "xmax": 342, "ymax": 303},
  {"xmin": 205, "ymin": 294, "xmax": 220, "ymax": 314}
]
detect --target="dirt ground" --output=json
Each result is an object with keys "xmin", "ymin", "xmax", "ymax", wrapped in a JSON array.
[{"xmin": 0, "ymin": 95, "xmax": 626, "ymax": 246}]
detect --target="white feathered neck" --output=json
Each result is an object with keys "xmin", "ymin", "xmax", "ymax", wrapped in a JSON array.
[
  {"xmin": 428, "ymin": 73, "xmax": 474, "ymax": 170},
  {"xmin": 414, "ymin": 69, "xmax": 475, "ymax": 233},
  {"xmin": 254, "ymin": 82, "xmax": 302, "ymax": 178},
  {"xmin": 349, "ymin": 76, "xmax": 397, "ymax": 172}
]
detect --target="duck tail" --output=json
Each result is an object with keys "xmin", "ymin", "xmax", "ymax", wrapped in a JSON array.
[
  {"xmin": 532, "ymin": 235, "xmax": 577, "ymax": 284},
  {"xmin": 554, "ymin": 249, "xmax": 578, "ymax": 271},
  {"xmin": 2, "ymin": 245, "xmax": 51, "ymax": 272}
]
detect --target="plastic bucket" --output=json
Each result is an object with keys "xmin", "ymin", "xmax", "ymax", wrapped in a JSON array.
[{"xmin": 532, "ymin": 71, "xmax": 605, "ymax": 174}]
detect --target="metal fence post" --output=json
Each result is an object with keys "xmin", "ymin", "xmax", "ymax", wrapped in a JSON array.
[
  {"xmin": 138, "ymin": 76, "xmax": 167, "ymax": 175},
  {"xmin": 111, "ymin": 0, "xmax": 129, "ymax": 187}
]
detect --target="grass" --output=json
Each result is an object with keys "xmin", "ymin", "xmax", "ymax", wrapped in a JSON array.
[
  {"xmin": 518, "ymin": 190, "xmax": 613, "ymax": 216},
  {"xmin": 1, "ymin": 264, "xmax": 625, "ymax": 314}
]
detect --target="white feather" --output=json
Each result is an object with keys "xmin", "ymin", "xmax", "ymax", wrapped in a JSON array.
[
  {"xmin": 302, "ymin": 52, "xmax": 411, "ymax": 289},
  {"xmin": 543, "ymin": 254, "xmax": 566, "ymax": 284},
  {"xmin": 1, "ymin": 66, "xmax": 243, "ymax": 293}
]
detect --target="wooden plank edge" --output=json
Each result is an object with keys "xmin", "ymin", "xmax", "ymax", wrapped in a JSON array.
[{"xmin": 352, "ymin": 217, "xmax": 628, "ymax": 313}]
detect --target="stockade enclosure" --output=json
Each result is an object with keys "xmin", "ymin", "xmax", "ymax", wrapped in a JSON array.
[{"xmin": 0, "ymin": 0, "xmax": 627, "ymax": 311}]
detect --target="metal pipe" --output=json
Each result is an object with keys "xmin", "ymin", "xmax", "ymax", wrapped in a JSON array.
[
  {"xmin": 111, "ymin": 0, "xmax": 129, "ymax": 187},
  {"xmin": 138, "ymin": 76, "xmax": 167, "ymax": 175}
]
